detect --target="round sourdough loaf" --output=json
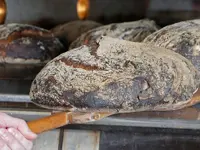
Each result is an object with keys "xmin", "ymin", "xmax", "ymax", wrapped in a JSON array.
[
  {"xmin": 30, "ymin": 36, "xmax": 200, "ymax": 112},
  {"xmin": 0, "ymin": 23, "xmax": 65, "ymax": 80},
  {"xmin": 69, "ymin": 19, "xmax": 159, "ymax": 50},
  {"xmin": 143, "ymin": 19, "xmax": 200, "ymax": 72}
]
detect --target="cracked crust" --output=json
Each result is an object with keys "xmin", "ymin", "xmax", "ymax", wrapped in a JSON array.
[
  {"xmin": 69, "ymin": 19, "xmax": 159, "ymax": 50},
  {"xmin": 30, "ymin": 36, "xmax": 200, "ymax": 112},
  {"xmin": 0, "ymin": 23, "xmax": 65, "ymax": 79}
]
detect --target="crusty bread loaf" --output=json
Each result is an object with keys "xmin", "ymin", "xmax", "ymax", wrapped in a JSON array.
[
  {"xmin": 69, "ymin": 19, "xmax": 159, "ymax": 50},
  {"xmin": 143, "ymin": 19, "xmax": 200, "ymax": 72},
  {"xmin": 51, "ymin": 20, "xmax": 102, "ymax": 48},
  {"xmin": 0, "ymin": 23, "xmax": 65, "ymax": 80},
  {"xmin": 30, "ymin": 36, "xmax": 200, "ymax": 112}
]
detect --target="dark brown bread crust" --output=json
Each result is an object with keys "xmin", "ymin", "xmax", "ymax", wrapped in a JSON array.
[
  {"xmin": 69, "ymin": 19, "xmax": 159, "ymax": 50},
  {"xmin": 0, "ymin": 23, "xmax": 65, "ymax": 79},
  {"xmin": 30, "ymin": 36, "xmax": 200, "ymax": 112},
  {"xmin": 51, "ymin": 20, "xmax": 102, "ymax": 49},
  {"xmin": 143, "ymin": 19, "xmax": 200, "ymax": 72}
]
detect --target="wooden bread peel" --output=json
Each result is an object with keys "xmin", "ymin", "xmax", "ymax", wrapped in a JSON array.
[
  {"xmin": 27, "ymin": 89, "xmax": 200, "ymax": 134},
  {"xmin": 27, "ymin": 111, "xmax": 113, "ymax": 134}
]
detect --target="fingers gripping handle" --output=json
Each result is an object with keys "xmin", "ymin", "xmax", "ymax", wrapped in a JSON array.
[
  {"xmin": 27, "ymin": 112, "xmax": 69, "ymax": 134},
  {"xmin": 27, "ymin": 111, "xmax": 113, "ymax": 134}
]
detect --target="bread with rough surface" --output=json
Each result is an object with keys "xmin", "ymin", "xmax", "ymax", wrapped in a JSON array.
[
  {"xmin": 0, "ymin": 23, "xmax": 65, "ymax": 79},
  {"xmin": 30, "ymin": 36, "xmax": 200, "ymax": 113}
]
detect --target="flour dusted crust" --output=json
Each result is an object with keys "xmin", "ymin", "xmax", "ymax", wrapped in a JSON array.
[
  {"xmin": 30, "ymin": 36, "xmax": 200, "ymax": 112},
  {"xmin": 143, "ymin": 19, "xmax": 200, "ymax": 72},
  {"xmin": 0, "ymin": 23, "xmax": 65, "ymax": 79},
  {"xmin": 69, "ymin": 19, "xmax": 159, "ymax": 50},
  {"xmin": 51, "ymin": 20, "xmax": 102, "ymax": 48}
]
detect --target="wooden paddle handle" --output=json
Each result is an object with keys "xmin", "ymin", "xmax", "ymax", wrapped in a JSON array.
[{"xmin": 27, "ymin": 112, "xmax": 70, "ymax": 134}]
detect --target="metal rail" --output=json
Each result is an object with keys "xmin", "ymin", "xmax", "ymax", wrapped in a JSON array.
[{"xmin": 0, "ymin": 94, "xmax": 31, "ymax": 102}]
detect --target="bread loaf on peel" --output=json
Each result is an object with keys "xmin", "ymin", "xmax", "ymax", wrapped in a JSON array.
[
  {"xmin": 69, "ymin": 19, "xmax": 159, "ymax": 50},
  {"xmin": 30, "ymin": 36, "xmax": 200, "ymax": 113},
  {"xmin": 0, "ymin": 23, "xmax": 65, "ymax": 80}
]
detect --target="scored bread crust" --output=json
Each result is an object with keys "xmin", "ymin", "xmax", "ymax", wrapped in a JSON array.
[
  {"xmin": 0, "ymin": 23, "xmax": 65, "ymax": 79},
  {"xmin": 69, "ymin": 19, "xmax": 159, "ymax": 50},
  {"xmin": 30, "ymin": 36, "xmax": 200, "ymax": 112}
]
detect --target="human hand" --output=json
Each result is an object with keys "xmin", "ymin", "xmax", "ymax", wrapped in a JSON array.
[{"xmin": 0, "ymin": 112, "xmax": 37, "ymax": 150}]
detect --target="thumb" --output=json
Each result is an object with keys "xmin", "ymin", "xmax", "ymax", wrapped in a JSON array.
[{"xmin": 0, "ymin": 112, "xmax": 37, "ymax": 140}]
